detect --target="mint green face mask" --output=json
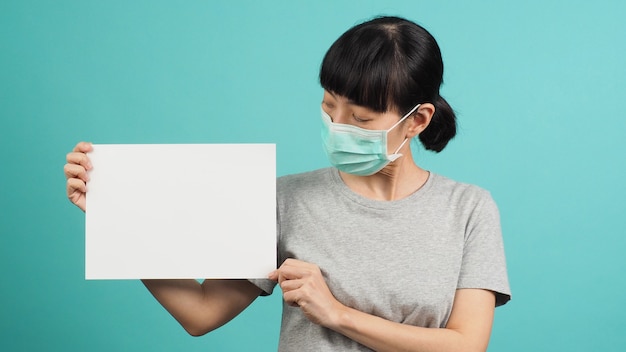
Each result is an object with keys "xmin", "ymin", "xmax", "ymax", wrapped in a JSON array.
[{"xmin": 321, "ymin": 104, "xmax": 420, "ymax": 176}]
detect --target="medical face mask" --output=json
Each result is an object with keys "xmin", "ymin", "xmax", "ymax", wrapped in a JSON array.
[{"xmin": 321, "ymin": 104, "xmax": 420, "ymax": 176}]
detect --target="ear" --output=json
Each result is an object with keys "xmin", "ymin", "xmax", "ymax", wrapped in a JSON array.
[{"xmin": 405, "ymin": 103, "xmax": 435, "ymax": 138}]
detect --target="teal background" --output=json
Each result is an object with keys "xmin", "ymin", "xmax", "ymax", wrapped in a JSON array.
[{"xmin": 1, "ymin": 0, "xmax": 625, "ymax": 351}]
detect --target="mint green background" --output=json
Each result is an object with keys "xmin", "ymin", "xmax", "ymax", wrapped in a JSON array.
[{"xmin": 1, "ymin": 1, "xmax": 625, "ymax": 351}]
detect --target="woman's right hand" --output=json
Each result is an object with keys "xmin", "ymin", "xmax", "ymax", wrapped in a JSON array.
[{"xmin": 64, "ymin": 142, "xmax": 93, "ymax": 212}]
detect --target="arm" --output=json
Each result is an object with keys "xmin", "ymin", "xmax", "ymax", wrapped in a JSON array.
[
  {"xmin": 143, "ymin": 279, "xmax": 262, "ymax": 336},
  {"xmin": 271, "ymin": 259, "xmax": 495, "ymax": 352},
  {"xmin": 328, "ymin": 289, "xmax": 494, "ymax": 352},
  {"xmin": 65, "ymin": 142, "xmax": 262, "ymax": 336}
]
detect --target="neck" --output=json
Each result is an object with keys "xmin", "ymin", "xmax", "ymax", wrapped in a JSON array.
[{"xmin": 339, "ymin": 149, "xmax": 429, "ymax": 201}]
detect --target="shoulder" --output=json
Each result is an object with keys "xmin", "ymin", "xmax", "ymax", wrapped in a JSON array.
[
  {"xmin": 427, "ymin": 173, "xmax": 498, "ymax": 215},
  {"xmin": 429, "ymin": 173, "xmax": 493, "ymax": 201},
  {"xmin": 277, "ymin": 168, "xmax": 332, "ymax": 195}
]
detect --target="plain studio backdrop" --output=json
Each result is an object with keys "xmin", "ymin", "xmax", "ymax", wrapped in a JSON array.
[{"xmin": 1, "ymin": 1, "xmax": 624, "ymax": 351}]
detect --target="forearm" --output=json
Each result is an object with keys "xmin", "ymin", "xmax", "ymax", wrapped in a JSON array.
[
  {"xmin": 329, "ymin": 306, "xmax": 477, "ymax": 352},
  {"xmin": 324, "ymin": 289, "xmax": 495, "ymax": 352},
  {"xmin": 142, "ymin": 279, "xmax": 261, "ymax": 336}
]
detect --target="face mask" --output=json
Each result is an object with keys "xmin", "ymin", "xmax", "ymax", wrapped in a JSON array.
[{"xmin": 321, "ymin": 104, "xmax": 420, "ymax": 176}]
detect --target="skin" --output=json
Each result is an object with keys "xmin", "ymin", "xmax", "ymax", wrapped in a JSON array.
[{"xmin": 64, "ymin": 93, "xmax": 497, "ymax": 350}]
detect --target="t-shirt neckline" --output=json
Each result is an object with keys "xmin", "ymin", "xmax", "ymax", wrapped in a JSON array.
[{"xmin": 326, "ymin": 167, "xmax": 435, "ymax": 210}]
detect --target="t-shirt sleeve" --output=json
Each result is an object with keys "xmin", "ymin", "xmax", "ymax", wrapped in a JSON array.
[
  {"xmin": 457, "ymin": 190, "xmax": 511, "ymax": 306},
  {"xmin": 248, "ymin": 278, "xmax": 276, "ymax": 296}
]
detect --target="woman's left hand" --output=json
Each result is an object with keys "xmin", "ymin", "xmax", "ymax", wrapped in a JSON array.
[{"xmin": 269, "ymin": 258, "xmax": 344, "ymax": 328}]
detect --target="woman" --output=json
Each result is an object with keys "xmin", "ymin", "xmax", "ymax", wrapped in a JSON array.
[{"xmin": 65, "ymin": 16, "xmax": 510, "ymax": 352}]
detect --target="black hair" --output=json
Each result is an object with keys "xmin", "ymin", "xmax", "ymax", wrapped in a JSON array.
[{"xmin": 320, "ymin": 16, "xmax": 456, "ymax": 152}]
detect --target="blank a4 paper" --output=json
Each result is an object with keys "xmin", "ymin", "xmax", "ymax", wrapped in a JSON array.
[{"xmin": 85, "ymin": 144, "xmax": 276, "ymax": 280}]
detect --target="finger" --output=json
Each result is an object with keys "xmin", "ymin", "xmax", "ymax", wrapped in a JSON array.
[
  {"xmin": 66, "ymin": 151, "xmax": 92, "ymax": 170},
  {"xmin": 281, "ymin": 259, "xmax": 320, "ymax": 274},
  {"xmin": 283, "ymin": 290, "xmax": 302, "ymax": 307},
  {"xmin": 72, "ymin": 141, "xmax": 93, "ymax": 153},
  {"xmin": 279, "ymin": 278, "xmax": 304, "ymax": 292},
  {"xmin": 67, "ymin": 142, "xmax": 93, "ymax": 169},
  {"xmin": 276, "ymin": 264, "xmax": 310, "ymax": 281},
  {"xmin": 67, "ymin": 177, "xmax": 87, "ymax": 195},
  {"xmin": 282, "ymin": 258, "xmax": 312, "ymax": 268},
  {"xmin": 268, "ymin": 270, "xmax": 279, "ymax": 282},
  {"xmin": 64, "ymin": 163, "xmax": 90, "ymax": 182}
]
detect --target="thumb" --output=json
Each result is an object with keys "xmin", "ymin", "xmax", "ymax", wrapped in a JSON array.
[{"xmin": 268, "ymin": 270, "xmax": 278, "ymax": 282}]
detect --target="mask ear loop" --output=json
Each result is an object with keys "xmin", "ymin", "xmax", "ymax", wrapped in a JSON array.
[
  {"xmin": 387, "ymin": 103, "xmax": 421, "ymax": 132},
  {"xmin": 391, "ymin": 137, "xmax": 410, "ymax": 156},
  {"xmin": 388, "ymin": 103, "xmax": 421, "ymax": 158},
  {"xmin": 388, "ymin": 137, "xmax": 409, "ymax": 161}
]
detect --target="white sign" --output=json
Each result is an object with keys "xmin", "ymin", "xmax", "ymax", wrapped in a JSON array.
[{"xmin": 85, "ymin": 144, "xmax": 276, "ymax": 279}]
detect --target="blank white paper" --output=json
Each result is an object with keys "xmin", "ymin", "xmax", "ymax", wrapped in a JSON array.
[{"xmin": 85, "ymin": 144, "xmax": 276, "ymax": 280}]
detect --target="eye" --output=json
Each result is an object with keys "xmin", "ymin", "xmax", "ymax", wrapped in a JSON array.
[
  {"xmin": 321, "ymin": 100, "xmax": 335, "ymax": 109},
  {"xmin": 352, "ymin": 114, "xmax": 369, "ymax": 123}
]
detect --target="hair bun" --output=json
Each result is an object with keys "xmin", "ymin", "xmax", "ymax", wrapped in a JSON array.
[{"xmin": 418, "ymin": 95, "xmax": 456, "ymax": 152}]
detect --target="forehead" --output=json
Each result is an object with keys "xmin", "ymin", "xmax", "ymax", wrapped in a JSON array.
[
  {"xmin": 323, "ymin": 90, "xmax": 400, "ymax": 114},
  {"xmin": 324, "ymin": 90, "xmax": 366, "ymax": 107}
]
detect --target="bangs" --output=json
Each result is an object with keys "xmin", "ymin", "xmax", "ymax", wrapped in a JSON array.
[{"xmin": 320, "ymin": 27, "xmax": 407, "ymax": 113}]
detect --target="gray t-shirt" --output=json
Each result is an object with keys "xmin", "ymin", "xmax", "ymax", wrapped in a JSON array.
[{"xmin": 251, "ymin": 168, "xmax": 510, "ymax": 351}]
